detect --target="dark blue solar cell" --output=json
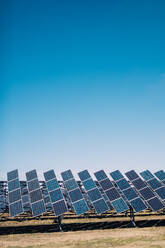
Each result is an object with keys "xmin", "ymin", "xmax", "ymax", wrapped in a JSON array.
[
  {"xmin": 31, "ymin": 200, "xmax": 46, "ymax": 216},
  {"xmin": 46, "ymin": 179, "xmax": 59, "ymax": 191},
  {"xmin": 155, "ymin": 187, "xmax": 165, "ymax": 200},
  {"xmin": 110, "ymin": 170, "xmax": 124, "ymax": 181},
  {"xmin": 22, "ymin": 195, "xmax": 29, "ymax": 204},
  {"xmin": 147, "ymin": 197, "xmax": 164, "ymax": 211},
  {"xmin": 99, "ymin": 178, "xmax": 113, "ymax": 191},
  {"xmin": 61, "ymin": 170, "xmax": 73, "ymax": 181},
  {"xmin": 123, "ymin": 187, "xmax": 138, "ymax": 201},
  {"xmin": 69, "ymin": 189, "xmax": 83, "ymax": 202},
  {"xmin": 147, "ymin": 178, "xmax": 162, "ymax": 190},
  {"xmin": 140, "ymin": 170, "xmax": 154, "ymax": 181},
  {"xmin": 27, "ymin": 179, "xmax": 40, "ymax": 191},
  {"xmin": 125, "ymin": 170, "xmax": 139, "ymax": 181},
  {"xmin": 49, "ymin": 189, "xmax": 63, "ymax": 203},
  {"xmin": 116, "ymin": 179, "xmax": 130, "ymax": 190},
  {"xmin": 26, "ymin": 170, "xmax": 37, "ymax": 181},
  {"xmin": 64, "ymin": 178, "xmax": 78, "ymax": 191},
  {"xmin": 105, "ymin": 188, "xmax": 120, "ymax": 201},
  {"xmin": 83, "ymin": 178, "xmax": 96, "ymax": 191},
  {"xmin": 139, "ymin": 187, "xmax": 155, "ymax": 200},
  {"xmin": 30, "ymin": 189, "xmax": 42, "ymax": 203},
  {"xmin": 78, "ymin": 170, "xmax": 91, "ymax": 181},
  {"xmin": 8, "ymin": 179, "xmax": 20, "ymax": 192},
  {"xmin": 7, "ymin": 170, "xmax": 18, "ymax": 181},
  {"xmin": 93, "ymin": 199, "xmax": 109, "ymax": 214},
  {"xmin": 111, "ymin": 198, "xmax": 129, "ymax": 213},
  {"xmin": 9, "ymin": 189, "xmax": 21, "ymax": 203},
  {"xmin": 88, "ymin": 188, "xmax": 102, "ymax": 202},
  {"xmin": 155, "ymin": 170, "xmax": 165, "ymax": 181},
  {"xmin": 130, "ymin": 197, "xmax": 147, "ymax": 212},
  {"xmin": 73, "ymin": 199, "xmax": 89, "ymax": 215},
  {"xmin": 132, "ymin": 178, "xmax": 146, "ymax": 190},
  {"xmin": 44, "ymin": 170, "xmax": 56, "ymax": 181},
  {"xmin": 10, "ymin": 200, "xmax": 23, "ymax": 217},
  {"xmin": 94, "ymin": 170, "xmax": 107, "ymax": 181},
  {"xmin": 53, "ymin": 199, "xmax": 68, "ymax": 216}
]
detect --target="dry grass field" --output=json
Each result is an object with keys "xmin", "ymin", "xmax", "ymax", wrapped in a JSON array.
[{"xmin": 0, "ymin": 213, "xmax": 165, "ymax": 248}]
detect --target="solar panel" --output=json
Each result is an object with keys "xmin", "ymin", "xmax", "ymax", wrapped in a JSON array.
[
  {"xmin": 131, "ymin": 178, "xmax": 147, "ymax": 190},
  {"xmin": 44, "ymin": 169, "xmax": 68, "ymax": 216},
  {"xmin": 7, "ymin": 169, "xmax": 23, "ymax": 217},
  {"xmin": 94, "ymin": 170, "xmax": 129, "ymax": 213},
  {"xmin": 125, "ymin": 170, "xmax": 139, "ymax": 181},
  {"xmin": 78, "ymin": 170, "xmax": 109, "ymax": 214},
  {"xmin": 61, "ymin": 169, "xmax": 89, "ymax": 215},
  {"xmin": 125, "ymin": 170, "xmax": 165, "ymax": 211},
  {"xmin": 110, "ymin": 170, "xmax": 147, "ymax": 213},
  {"xmin": 140, "ymin": 170, "xmax": 154, "ymax": 181},
  {"xmin": 147, "ymin": 178, "xmax": 162, "ymax": 190},
  {"xmin": 155, "ymin": 170, "xmax": 165, "ymax": 181},
  {"xmin": 110, "ymin": 170, "xmax": 124, "ymax": 181},
  {"xmin": 140, "ymin": 170, "xmax": 165, "ymax": 202},
  {"xmin": 26, "ymin": 169, "xmax": 46, "ymax": 217}
]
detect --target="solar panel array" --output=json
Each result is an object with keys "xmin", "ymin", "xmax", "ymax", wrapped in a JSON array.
[
  {"xmin": 44, "ymin": 170, "xmax": 67, "ymax": 216},
  {"xmin": 78, "ymin": 170, "xmax": 109, "ymax": 214},
  {"xmin": 0, "ymin": 181, "xmax": 7, "ymax": 213},
  {"xmin": 110, "ymin": 170, "xmax": 147, "ymax": 213},
  {"xmin": 26, "ymin": 170, "xmax": 46, "ymax": 217},
  {"xmin": 155, "ymin": 170, "xmax": 165, "ymax": 185},
  {"xmin": 94, "ymin": 170, "xmax": 129, "ymax": 213},
  {"xmin": 61, "ymin": 169, "xmax": 89, "ymax": 215},
  {"xmin": 140, "ymin": 170, "xmax": 165, "ymax": 202},
  {"xmin": 125, "ymin": 170, "xmax": 164, "ymax": 211},
  {"xmin": 20, "ymin": 181, "xmax": 31, "ymax": 212},
  {"xmin": 7, "ymin": 169, "xmax": 23, "ymax": 217}
]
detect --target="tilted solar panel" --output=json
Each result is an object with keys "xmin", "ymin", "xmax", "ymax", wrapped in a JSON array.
[
  {"xmin": 140, "ymin": 170, "xmax": 165, "ymax": 202},
  {"xmin": 125, "ymin": 170, "xmax": 165, "ymax": 211},
  {"xmin": 7, "ymin": 169, "xmax": 23, "ymax": 217},
  {"xmin": 140, "ymin": 170, "xmax": 154, "ymax": 181},
  {"xmin": 125, "ymin": 170, "xmax": 139, "ymax": 181},
  {"xmin": 110, "ymin": 170, "xmax": 147, "ymax": 213},
  {"xmin": 26, "ymin": 169, "xmax": 46, "ymax": 217},
  {"xmin": 61, "ymin": 169, "xmax": 89, "ymax": 215},
  {"xmin": 78, "ymin": 170, "xmax": 109, "ymax": 214},
  {"xmin": 110, "ymin": 170, "xmax": 124, "ymax": 181},
  {"xmin": 44, "ymin": 170, "xmax": 67, "ymax": 216},
  {"xmin": 155, "ymin": 170, "xmax": 165, "ymax": 181},
  {"xmin": 94, "ymin": 170, "xmax": 129, "ymax": 213}
]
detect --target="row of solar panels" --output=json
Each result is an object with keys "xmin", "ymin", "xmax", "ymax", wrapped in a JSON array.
[{"xmin": 3, "ymin": 169, "xmax": 165, "ymax": 217}]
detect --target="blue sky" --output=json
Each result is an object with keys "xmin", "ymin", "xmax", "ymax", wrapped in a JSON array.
[{"xmin": 0, "ymin": 0, "xmax": 165, "ymax": 180}]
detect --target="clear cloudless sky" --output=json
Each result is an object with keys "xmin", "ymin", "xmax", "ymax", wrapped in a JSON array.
[{"xmin": 0, "ymin": 0, "xmax": 165, "ymax": 180}]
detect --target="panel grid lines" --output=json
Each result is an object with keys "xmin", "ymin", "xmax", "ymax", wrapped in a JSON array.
[
  {"xmin": 78, "ymin": 170, "xmax": 109, "ymax": 214},
  {"xmin": 61, "ymin": 169, "xmax": 89, "ymax": 215},
  {"xmin": 111, "ymin": 170, "xmax": 147, "ymax": 213},
  {"xmin": 125, "ymin": 170, "xmax": 164, "ymax": 212},
  {"xmin": 44, "ymin": 169, "xmax": 68, "ymax": 216},
  {"xmin": 26, "ymin": 169, "xmax": 46, "ymax": 217}
]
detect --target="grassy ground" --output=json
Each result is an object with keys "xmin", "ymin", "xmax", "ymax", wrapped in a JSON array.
[
  {"xmin": 0, "ymin": 226, "xmax": 165, "ymax": 248},
  {"xmin": 0, "ymin": 213, "xmax": 165, "ymax": 248}
]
